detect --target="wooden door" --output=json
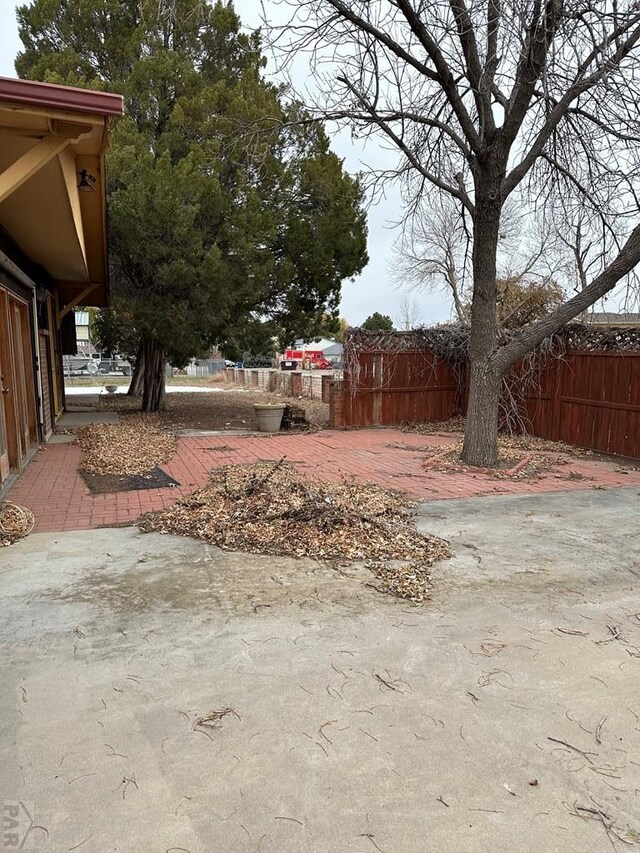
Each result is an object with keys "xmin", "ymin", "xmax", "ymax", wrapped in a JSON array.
[
  {"xmin": 0, "ymin": 341, "xmax": 9, "ymax": 481},
  {"xmin": 0, "ymin": 288, "xmax": 37, "ymax": 477},
  {"xmin": 0, "ymin": 288, "xmax": 17, "ymax": 478},
  {"xmin": 11, "ymin": 298, "xmax": 37, "ymax": 453}
]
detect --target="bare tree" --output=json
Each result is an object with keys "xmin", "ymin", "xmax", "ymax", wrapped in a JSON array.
[
  {"xmin": 392, "ymin": 196, "xmax": 470, "ymax": 322},
  {"xmin": 271, "ymin": 0, "xmax": 640, "ymax": 465},
  {"xmin": 392, "ymin": 195, "xmax": 562, "ymax": 323},
  {"xmin": 396, "ymin": 294, "xmax": 423, "ymax": 329}
]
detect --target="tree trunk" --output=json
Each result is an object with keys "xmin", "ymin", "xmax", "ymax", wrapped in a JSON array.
[
  {"xmin": 461, "ymin": 358, "xmax": 502, "ymax": 466},
  {"xmin": 461, "ymin": 186, "xmax": 502, "ymax": 467},
  {"xmin": 140, "ymin": 338, "xmax": 166, "ymax": 412},
  {"xmin": 127, "ymin": 343, "xmax": 145, "ymax": 396}
]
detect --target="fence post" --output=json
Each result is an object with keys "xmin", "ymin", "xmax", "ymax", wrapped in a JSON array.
[
  {"xmin": 329, "ymin": 380, "xmax": 344, "ymax": 428},
  {"xmin": 321, "ymin": 374, "xmax": 332, "ymax": 403},
  {"xmin": 291, "ymin": 372, "xmax": 303, "ymax": 397}
]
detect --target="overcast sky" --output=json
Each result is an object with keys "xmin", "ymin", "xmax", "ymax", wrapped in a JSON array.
[
  {"xmin": 0, "ymin": 1, "xmax": 455, "ymax": 327},
  {"xmin": 1, "ymin": 3, "xmax": 629, "ymax": 322}
]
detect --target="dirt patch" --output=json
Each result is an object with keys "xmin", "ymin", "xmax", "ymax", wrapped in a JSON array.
[
  {"xmin": 76, "ymin": 414, "xmax": 177, "ymax": 475},
  {"xmin": 139, "ymin": 461, "xmax": 451, "ymax": 602},
  {"xmin": 98, "ymin": 387, "xmax": 330, "ymax": 431}
]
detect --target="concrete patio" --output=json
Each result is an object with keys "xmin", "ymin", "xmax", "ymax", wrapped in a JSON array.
[{"xmin": 1, "ymin": 488, "xmax": 640, "ymax": 851}]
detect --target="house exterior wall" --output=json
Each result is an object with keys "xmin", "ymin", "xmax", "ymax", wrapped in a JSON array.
[
  {"xmin": 0, "ymin": 266, "xmax": 39, "ymax": 487},
  {"xmin": 38, "ymin": 331, "xmax": 53, "ymax": 439}
]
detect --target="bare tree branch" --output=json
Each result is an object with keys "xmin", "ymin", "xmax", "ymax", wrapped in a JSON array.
[{"xmin": 497, "ymin": 222, "xmax": 640, "ymax": 369}]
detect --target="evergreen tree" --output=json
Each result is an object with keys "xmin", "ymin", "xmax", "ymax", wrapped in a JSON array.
[
  {"xmin": 361, "ymin": 313, "xmax": 395, "ymax": 332},
  {"xmin": 17, "ymin": 0, "xmax": 368, "ymax": 409}
]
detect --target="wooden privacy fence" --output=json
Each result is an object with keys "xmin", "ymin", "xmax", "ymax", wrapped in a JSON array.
[
  {"xmin": 331, "ymin": 350, "xmax": 462, "ymax": 428},
  {"xmin": 521, "ymin": 351, "xmax": 640, "ymax": 457},
  {"xmin": 330, "ymin": 348, "xmax": 640, "ymax": 459}
]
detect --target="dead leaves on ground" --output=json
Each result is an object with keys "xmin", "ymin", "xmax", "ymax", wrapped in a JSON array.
[
  {"xmin": 76, "ymin": 414, "xmax": 177, "ymax": 476},
  {"xmin": 139, "ymin": 461, "xmax": 451, "ymax": 602},
  {"xmin": 399, "ymin": 423, "xmax": 594, "ymax": 480}
]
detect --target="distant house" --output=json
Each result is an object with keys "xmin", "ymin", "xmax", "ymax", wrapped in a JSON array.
[
  {"xmin": 323, "ymin": 341, "xmax": 344, "ymax": 363},
  {"xmin": 582, "ymin": 312, "xmax": 640, "ymax": 327},
  {"xmin": 74, "ymin": 310, "xmax": 91, "ymax": 355}
]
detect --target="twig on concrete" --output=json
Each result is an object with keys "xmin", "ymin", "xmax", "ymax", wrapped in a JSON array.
[
  {"xmin": 357, "ymin": 833, "xmax": 386, "ymax": 853},
  {"xmin": 68, "ymin": 834, "xmax": 94, "ymax": 851},
  {"xmin": 68, "ymin": 774, "xmax": 98, "ymax": 785},
  {"xmin": 596, "ymin": 626, "xmax": 621, "ymax": 644},
  {"xmin": 547, "ymin": 737, "xmax": 597, "ymax": 764},
  {"xmin": 595, "ymin": 716, "xmax": 607, "ymax": 744},
  {"xmin": 192, "ymin": 707, "xmax": 240, "ymax": 740},
  {"xmin": 318, "ymin": 720, "xmax": 337, "ymax": 744},
  {"xmin": 555, "ymin": 628, "xmax": 589, "ymax": 636},
  {"xmin": 570, "ymin": 804, "xmax": 622, "ymax": 851}
]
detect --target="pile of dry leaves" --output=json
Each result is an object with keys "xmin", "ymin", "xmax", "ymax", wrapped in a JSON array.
[
  {"xmin": 76, "ymin": 414, "xmax": 176, "ymax": 475},
  {"xmin": 402, "ymin": 417, "xmax": 467, "ymax": 435},
  {"xmin": 492, "ymin": 432, "xmax": 592, "ymax": 457},
  {"xmin": 139, "ymin": 461, "xmax": 451, "ymax": 601}
]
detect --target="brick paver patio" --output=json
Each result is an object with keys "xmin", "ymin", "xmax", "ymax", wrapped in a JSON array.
[{"xmin": 7, "ymin": 429, "xmax": 640, "ymax": 532}]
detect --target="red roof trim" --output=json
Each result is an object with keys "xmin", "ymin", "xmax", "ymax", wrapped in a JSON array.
[{"xmin": 0, "ymin": 76, "xmax": 124, "ymax": 118}]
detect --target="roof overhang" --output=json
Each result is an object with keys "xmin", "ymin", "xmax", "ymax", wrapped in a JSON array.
[{"xmin": 0, "ymin": 77, "xmax": 123, "ymax": 308}]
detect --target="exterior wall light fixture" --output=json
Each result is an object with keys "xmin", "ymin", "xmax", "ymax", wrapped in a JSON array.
[{"xmin": 77, "ymin": 169, "xmax": 97, "ymax": 192}]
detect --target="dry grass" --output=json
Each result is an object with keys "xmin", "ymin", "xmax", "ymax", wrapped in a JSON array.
[{"xmin": 139, "ymin": 461, "xmax": 451, "ymax": 602}]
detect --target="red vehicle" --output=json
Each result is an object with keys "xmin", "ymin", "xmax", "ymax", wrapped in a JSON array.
[
  {"xmin": 285, "ymin": 347, "xmax": 323, "ymax": 362},
  {"xmin": 284, "ymin": 348, "xmax": 329, "ymax": 369}
]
